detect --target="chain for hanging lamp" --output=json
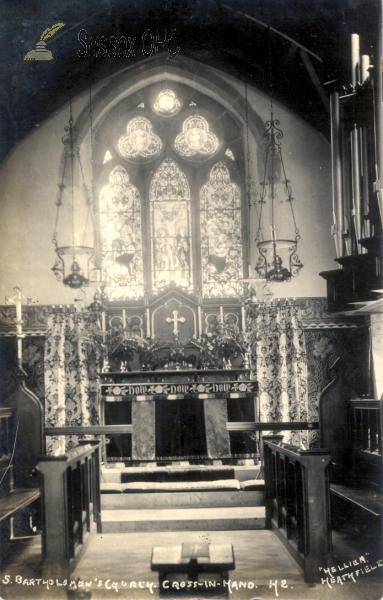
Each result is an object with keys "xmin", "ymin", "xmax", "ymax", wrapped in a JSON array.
[
  {"xmin": 52, "ymin": 99, "xmax": 96, "ymax": 289},
  {"xmin": 254, "ymin": 102, "xmax": 303, "ymax": 282}
]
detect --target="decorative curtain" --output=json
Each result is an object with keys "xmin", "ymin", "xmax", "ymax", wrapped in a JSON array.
[
  {"xmin": 246, "ymin": 303, "xmax": 309, "ymax": 447},
  {"xmin": 44, "ymin": 309, "xmax": 101, "ymax": 454}
]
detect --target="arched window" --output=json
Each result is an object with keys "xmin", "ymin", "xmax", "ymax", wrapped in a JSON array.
[
  {"xmin": 96, "ymin": 83, "xmax": 246, "ymax": 300},
  {"xmin": 200, "ymin": 162, "xmax": 243, "ymax": 298},
  {"xmin": 150, "ymin": 159, "xmax": 192, "ymax": 291},
  {"xmin": 99, "ymin": 165, "xmax": 143, "ymax": 300}
]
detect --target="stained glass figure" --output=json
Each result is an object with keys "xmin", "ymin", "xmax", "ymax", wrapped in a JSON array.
[
  {"xmin": 174, "ymin": 116, "xmax": 218, "ymax": 157},
  {"xmin": 153, "ymin": 89, "xmax": 180, "ymax": 115},
  {"xmin": 200, "ymin": 162, "xmax": 243, "ymax": 297},
  {"xmin": 150, "ymin": 159, "xmax": 192, "ymax": 291},
  {"xmin": 99, "ymin": 166, "xmax": 143, "ymax": 300},
  {"xmin": 117, "ymin": 116, "xmax": 162, "ymax": 158}
]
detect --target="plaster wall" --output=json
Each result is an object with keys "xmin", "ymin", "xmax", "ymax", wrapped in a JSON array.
[{"xmin": 0, "ymin": 62, "xmax": 334, "ymax": 304}]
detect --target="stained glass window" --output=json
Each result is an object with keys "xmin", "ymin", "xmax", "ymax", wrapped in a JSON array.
[
  {"xmin": 153, "ymin": 89, "xmax": 180, "ymax": 115},
  {"xmin": 174, "ymin": 116, "xmax": 218, "ymax": 157},
  {"xmin": 117, "ymin": 116, "xmax": 162, "ymax": 158},
  {"xmin": 200, "ymin": 162, "xmax": 243, "ymax": 297},
  {"xmin": 150, "ymin": 158, "xmax": 193, "ymax": 291},
  {"xmin": 99, "ymin": 165, "xmax": 144, "ymax": 300}
]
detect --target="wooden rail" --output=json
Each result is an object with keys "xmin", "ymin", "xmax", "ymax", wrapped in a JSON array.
[
  {"xmin": 44, "ymin": 425, "xmax": 132, "ymax": 436},
  {"xmin": 226, "ymin": 421, "xmax": 319, "ymax": 431},
  {"xmin": 37, "ymin": 440, "xmax": 101, "ymax": 579},
  {"xmin": 263, "ymin": 435, "xmax": 331, "ymax": 583}
]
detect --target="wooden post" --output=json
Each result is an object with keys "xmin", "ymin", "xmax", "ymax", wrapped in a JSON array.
[
  {"xmin": 299, "ymin": 449, "xmax": 332, "ymax": 582},
  {"xmin": 37, "ymin": 455, "xmax": 70, "ymax": 580},
  {"xmin": 262, "ymin": 434, "xmax": 283, "ymax": 527}
]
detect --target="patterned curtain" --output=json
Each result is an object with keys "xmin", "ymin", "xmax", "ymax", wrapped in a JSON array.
[
  {"xmin": 246, "ymin": 303, "xmax": 309, "ymax": 446},
  {"xmin": 44, "ymin": 309, "xmax": 101, "ymax": 454}
]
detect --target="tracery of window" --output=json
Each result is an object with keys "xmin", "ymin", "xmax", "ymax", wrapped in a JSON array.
[
  {"xmin": 150, "ymin": 158, "xmax": 193, "ymax": 292},
  {"xmin": 99, "ymin": 165, "xmax": 144, "ymax": 300},
  {"xmin": 200, "ymin": 162, "xmax": 243, "ymax": 298},
  {"xmin": 174, "ymin": 115, "xmax": 218, "ymax": 157},
  {"xmin": 117, "ymin": 116, "xmax": 162, "ymax": 158},
  {"xmin": 153, "ymin": 89, "xmax": 180, "ymax": 115}
]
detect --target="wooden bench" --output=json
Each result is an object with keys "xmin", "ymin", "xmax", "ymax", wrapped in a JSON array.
[
  {"xmin": 0, "ymin": 377, "xmax": 43, "ymax": 551},
  {"xmin": 319, "ymin": 359, "xmax": 383, "ymax": 519}
]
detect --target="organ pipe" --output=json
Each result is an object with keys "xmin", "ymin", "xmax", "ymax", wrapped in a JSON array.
[{"xmin": 330, "ymin": 90, "xmax": 343, "ymax": 258}]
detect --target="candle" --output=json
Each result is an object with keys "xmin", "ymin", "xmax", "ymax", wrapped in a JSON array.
[
  {"xmin": 220, "ymin": 306, "xmax": 224, "ymax": 322},
  {"xmin": 101, "ymin": 311, "xmax": 106, "ymax": 333},
  {"xmin": 198, "ymin": 306, "xmax": 202, "ymax": 335},
  {"xmin": 74, "ymin": 232, "xmax": 80, "ymax": 246},
  {"xmin": 122, "ymin": 309, "xmax": 126, "ymax": 329},
  {"xmin": 248, "ymin": 264, "xmax": 252, "ymax": 278},
  {"xmin": 146, "ymin": 308, "xmax": 151, "ymax": 337},
  {"xmin": 241, "ymin": 306, "xmax": 246, "ymax": 332}
]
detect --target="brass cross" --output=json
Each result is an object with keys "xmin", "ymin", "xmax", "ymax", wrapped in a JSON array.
[{"xmin": 166, "ymin": 310, "xmax": 185, "ymax": 336}]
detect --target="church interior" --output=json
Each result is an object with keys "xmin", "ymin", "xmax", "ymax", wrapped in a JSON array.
[{"xmin": 0, "ymin": 0, "xmax": 382, "ymax": 598}]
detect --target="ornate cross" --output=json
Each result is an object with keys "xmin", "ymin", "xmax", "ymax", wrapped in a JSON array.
[{"xmin": 166, "ymin": 310, "xmax": 185, "ymax": 336}]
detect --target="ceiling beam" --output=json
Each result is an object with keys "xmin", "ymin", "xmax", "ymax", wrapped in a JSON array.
[
  {"xmin": 299, "ymin": 49, "xmax": 330, "ymax": 113},
  {"xmin": 218, "ymin": 2, "xmax": 322, "ymax": 63}
]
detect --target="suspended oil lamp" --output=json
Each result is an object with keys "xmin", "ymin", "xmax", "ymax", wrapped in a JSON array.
[
  {"xmin": 254, "ymin": 104, "xmax": 303, "ymax": 282},
  {"xmin": 51, "ymin": 100, "xmax": 96, "ymax": 289}
]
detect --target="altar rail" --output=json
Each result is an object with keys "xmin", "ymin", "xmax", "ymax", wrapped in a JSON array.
[
  {"xmin": 37, "ymin": 440, "xmax": 101, "ymax": 579},
  {"xmin": 263, "ymin": 435, "xmax": 331, "ymax": 583}
]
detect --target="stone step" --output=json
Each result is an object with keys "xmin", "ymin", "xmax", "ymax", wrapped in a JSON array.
[
  {"xmin": 101, "ymin": 489, "xmax": 265, "ymax": 510},
  {"xmin": 101, "ymin": 465, "xmax": 260, "ymax": 484},
  {"xmin": 101, "ymin": 506, "xmax": 265, "ymax": 532}
]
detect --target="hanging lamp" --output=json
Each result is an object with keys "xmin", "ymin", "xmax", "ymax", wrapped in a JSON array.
[
  {"xmin": 254, "ymin": 102, "xmax": 303, "ymax": 282},
  {"xmin": 51, "ymin": 99, "xmax": 96, "ymax": 289}
]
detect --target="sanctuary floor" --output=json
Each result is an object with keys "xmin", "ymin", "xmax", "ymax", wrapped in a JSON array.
[{"xmin": 1, "ymin": 529, "xmax": 382, "ymax": 600}]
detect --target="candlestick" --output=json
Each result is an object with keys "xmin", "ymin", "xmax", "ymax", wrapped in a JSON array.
[{"xmin": 146, "ymin": 308, "xmax": 151, "ymax": 337}]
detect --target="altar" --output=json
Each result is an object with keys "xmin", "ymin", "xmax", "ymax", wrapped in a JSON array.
[{"xmin": 100, "ymin": 369, "xmax": 258, "ymax": 463}]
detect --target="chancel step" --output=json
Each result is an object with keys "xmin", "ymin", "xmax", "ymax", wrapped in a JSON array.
[
  {"xmin": 101, "ymin": 506, "xmax": 265, "ymax": 532},
  {"xmin": 101, "ymin": 466, "xmax": 264, "ymax": 507}
]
